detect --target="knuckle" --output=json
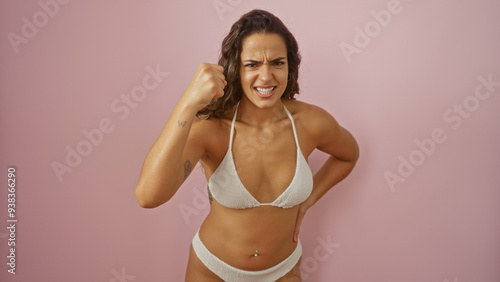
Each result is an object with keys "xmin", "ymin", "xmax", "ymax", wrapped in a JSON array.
[
  {"xmin": 199, "ymin": 63, "xmax": 210, "ymax": 71},
  {"xmin": 208, "ymin": 83, "xmax": 218, "ymax": 92}
]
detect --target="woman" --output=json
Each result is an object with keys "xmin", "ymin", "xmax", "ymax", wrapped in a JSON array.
[{"xmin": 135, "ymin": 9, "xmax": 359, "ymax": 281}]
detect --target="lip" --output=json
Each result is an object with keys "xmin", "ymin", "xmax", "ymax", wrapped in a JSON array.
[{"xmin": 254, "ymin": 86, "xmax": 276, "ymax": 98}]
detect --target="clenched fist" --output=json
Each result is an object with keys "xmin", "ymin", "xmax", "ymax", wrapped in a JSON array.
[{"xmin": 182, "ymin": 63, "xmax": 227, "ymax": 111}]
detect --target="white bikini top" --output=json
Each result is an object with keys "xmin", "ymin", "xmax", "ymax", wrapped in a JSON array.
[{"xmin": 208, "ymin": 102, "xmax": 313, "ymax": 209}]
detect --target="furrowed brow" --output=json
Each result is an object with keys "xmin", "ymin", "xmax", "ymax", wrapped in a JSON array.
[
  {"xmin": 243, "ymin": 59, "xmax": 261, "ymax": 64},
  {"xmin": 270, "ymin": 57, "xmax": 286, "ymax": 62},
  {"xmin": 242, "ymin": 57, "xmax": 287, "ymax": 64}
]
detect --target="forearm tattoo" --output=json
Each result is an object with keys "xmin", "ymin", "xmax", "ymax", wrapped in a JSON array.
[
  {"xmin": 178, "ymin": 120, "xmax": 187, "ymax": 127},
  {"xmin": 183, "ymin": 159, "xmax": 192, "ymax": 180}
]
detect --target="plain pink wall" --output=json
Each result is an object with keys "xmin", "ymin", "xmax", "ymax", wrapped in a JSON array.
[{"xmin": 1, "ymin": 0, "xmax": 499, "ymax": 281}]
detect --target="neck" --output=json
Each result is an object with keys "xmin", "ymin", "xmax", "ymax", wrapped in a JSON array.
[{"xmin": 237, "ymin": 96, "xmax": 288, "ymax": 127}]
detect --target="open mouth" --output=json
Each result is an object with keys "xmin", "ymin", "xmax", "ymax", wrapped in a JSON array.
[{"xmin": 254, "ymin": 86, "xmax": 276, "ymax": 98}]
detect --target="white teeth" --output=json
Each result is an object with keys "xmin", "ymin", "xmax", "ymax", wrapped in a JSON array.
[{"xmin": 256, "ymin": 87, "xmax": 275, "ymax": 95}]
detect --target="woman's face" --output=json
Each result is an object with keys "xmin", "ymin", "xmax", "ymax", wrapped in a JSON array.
[{"xmin": 239, "ymin": 33, "xmax": 288, "ymax": 109}]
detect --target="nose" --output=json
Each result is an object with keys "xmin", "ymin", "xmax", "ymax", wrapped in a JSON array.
[{"xmin": 258, "ymin": 64, "xmax": 273, "ymax": 82}]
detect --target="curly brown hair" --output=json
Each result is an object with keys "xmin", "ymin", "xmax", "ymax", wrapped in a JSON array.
[{"xmin": 196, "ymin": 9, "xmax": 301, "ymax": 119}]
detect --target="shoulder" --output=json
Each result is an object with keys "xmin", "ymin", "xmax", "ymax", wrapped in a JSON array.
[
  {"xmin": 282, "ymin": 99, "xmax": 341, "ymax": 139},
  {"xmin": 283, "ymin": 99, "xmax": 333, "ymax": 117},
  {"xmin": 282, "ymin": 99, "xmax": 345, "ymax": 151}
]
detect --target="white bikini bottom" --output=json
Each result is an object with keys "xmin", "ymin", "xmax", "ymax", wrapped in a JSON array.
[{"xmin": 191, "ymin": 231, "xmax": 302, "ymax": 281}]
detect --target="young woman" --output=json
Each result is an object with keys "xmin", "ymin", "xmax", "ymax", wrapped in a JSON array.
[{"xmin": 135, "ymin": 9, "xmax": 359, "ymax": 281}]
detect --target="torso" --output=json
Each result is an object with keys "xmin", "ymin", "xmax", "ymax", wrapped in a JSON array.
[{"xmin": 196, "ymin": 99, "xmax": 316, "ymax": 270}]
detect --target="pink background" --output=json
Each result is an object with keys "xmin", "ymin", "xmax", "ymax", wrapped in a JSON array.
[{"xmin": 1, "ymin": 0, "xmax": 500, "ymax": 281}]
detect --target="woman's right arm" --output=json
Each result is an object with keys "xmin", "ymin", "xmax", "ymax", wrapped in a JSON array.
[{"xmin": 135, "ymin": 63, "xmax": 226, "ymax": 208}]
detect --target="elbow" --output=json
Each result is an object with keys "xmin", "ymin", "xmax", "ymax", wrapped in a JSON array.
[
  {"xmin": 135, "ymin": 175, "xmax": 179, "ymax": 208},
  {"xmin": 135, "ymin": 190, "xmax": 156, "ymax": 209},
  {"xmin": 136, "ymin": 196, "xmax": 158, "ymax": 209},
  {"xmin": 135, "ymin": 185, "xmax": 169, "ymax": 209}
]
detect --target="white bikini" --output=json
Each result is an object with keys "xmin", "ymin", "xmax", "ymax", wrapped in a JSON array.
[
  {"xmin": 208, "ymin": 102, "xmax": 314, "ymax": 209},
  {"xmin": 192, "ymin": 101, "xmax": 313, "ymax": 281}
]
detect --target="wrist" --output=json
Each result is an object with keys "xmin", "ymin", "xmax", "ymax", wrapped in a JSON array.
[
  {"xmin": 176, "ymin": 96, "xmax": 202, "ymax": 117},
  {"xmin": 180, "ymin": 91, "xmax": 211, "ymax": 112},
  {"xmin": 167, "ymin": 103, "xmax": 198, "ymax": 130}
]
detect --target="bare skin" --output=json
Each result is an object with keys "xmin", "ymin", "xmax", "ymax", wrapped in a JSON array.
[{"xmin": 135, "ymin": 33, "xmax": 359, "ymax": 280}]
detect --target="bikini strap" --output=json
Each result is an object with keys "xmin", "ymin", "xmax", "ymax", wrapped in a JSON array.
[
  {"xmin": 229, "ymin": 101, "xmax": 240, "ymax": 150},
  {"xmin": 282, "ymin": 104, "xmax": 300, "ymax": 148}
]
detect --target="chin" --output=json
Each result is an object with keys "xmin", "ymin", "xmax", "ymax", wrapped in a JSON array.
[{"xmin": 250, "ymin": 96, "xmax": 282, "ymax": 109}]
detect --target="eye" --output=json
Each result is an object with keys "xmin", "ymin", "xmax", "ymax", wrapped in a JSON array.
[
  {"xmin": 274, "ymin": 61, "xmax": 285, "ymax": 66},
  {"xmin": 245, "ymin": 63, "xmax": 257, "ymax": 68}
]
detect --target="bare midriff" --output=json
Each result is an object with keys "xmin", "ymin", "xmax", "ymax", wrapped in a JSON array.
[{"xmin": 198, "ymin": 198, "xmax": 299, "ymax": 271}]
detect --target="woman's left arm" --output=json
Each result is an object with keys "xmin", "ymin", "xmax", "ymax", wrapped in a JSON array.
[{"xmin": 293, "ymin": 105, "xmax": 359, "ymax": 242}]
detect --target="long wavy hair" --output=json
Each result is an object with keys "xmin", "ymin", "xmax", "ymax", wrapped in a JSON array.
[{"xmin": 196, "ymin": 9, "xmax": 301, "ymax": 119}]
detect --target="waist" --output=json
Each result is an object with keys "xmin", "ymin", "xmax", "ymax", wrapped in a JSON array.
[{"xmin": 198, "ymin": 203, "xmax": 299, "ymax": 271}]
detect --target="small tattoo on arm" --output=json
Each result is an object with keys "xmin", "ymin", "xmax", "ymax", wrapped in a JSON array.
[
  {"xmin": 183, "ymin": 159, "xmax": 192, "ymax": 180},
  {"xmin": 178, "ymin": 120, "xmax": 187, "ymax": 127},
  {"xmin": 207, "ymin": 186, "xmax": 213, "ymax": 204}
]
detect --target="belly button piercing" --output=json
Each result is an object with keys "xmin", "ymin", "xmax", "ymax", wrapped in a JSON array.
[{"xmin": 254, "ymin": 250, "xmax": 259, "ymax": 257}]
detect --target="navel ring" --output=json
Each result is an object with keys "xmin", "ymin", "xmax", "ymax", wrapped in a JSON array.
[{"xmin": 254, "ymin": 250, "xmax": 259, "ymax": 257}]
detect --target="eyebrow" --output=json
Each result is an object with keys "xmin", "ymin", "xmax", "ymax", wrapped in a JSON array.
[{"xmin": 242, "ymin": 57, "xmax": 287, "ymax": 63}]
